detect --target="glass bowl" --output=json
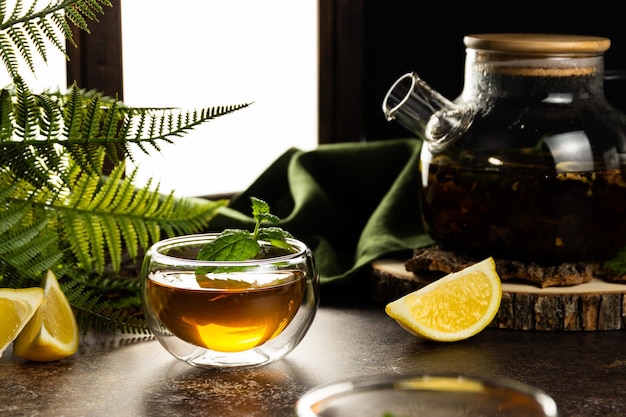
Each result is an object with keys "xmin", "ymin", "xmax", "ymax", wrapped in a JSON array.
[
  {"xmin": 295, "ymin": 374, "xmax": 560, "ymax": 417},
  {"xmin": 140, "ymin": 233, "xmax": 320, "ymax": 369}
]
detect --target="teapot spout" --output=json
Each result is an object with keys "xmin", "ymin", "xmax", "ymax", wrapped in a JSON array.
[{"xmin": 382, "ymin": 72, "xmax": 474, "ymax": 152}]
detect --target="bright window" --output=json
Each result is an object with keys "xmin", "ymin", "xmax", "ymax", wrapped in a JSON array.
[{"xmin": 120, "ymin": 0, "xmax": 318, "ymax": 197}]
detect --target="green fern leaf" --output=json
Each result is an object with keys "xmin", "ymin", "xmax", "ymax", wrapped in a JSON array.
[
  {"xmin": 61, "ymin": 276, "xmax": 150, "ymax": 334},
  {"xmin": 0, "ymin": 33, "xmax": 19, "ymax": 78},
  {"xmin": 14, "ymin": 75, "xmax": 37, "ymax": 139},
  {"xmin": 3, "ymin": 0, "xmax": 23, "ymax": 24},
  {"xmin": 37, "ymin": 12, "xmax": 68, "ymax": 55},
  {"xmin": 81, "ymin": 93, "xmax": 103, "ymax": 141},
  {"xmin": 64, "ymin": 5, "xmax": 88, "ymax": 30},
  {"xmin": 0, "ymin": 141, "xmax": 59, "ymax": 188},
  {"xmin": 0, "ymin": 0, "xmax": 249, "ymax": 335},
  {"xmin": 35, "ymin": 92, "xmax": 63, "ymax": 140},
  {"xmin": 48, "ymin": 9, "xmax": 75, "ymax": 48},
  {"xmin": 63, "ymin": 81, "xmax": 83, "ymax": 139},
  {"xmin": 7, "ymin": 26, "xmax": 35, "ymax": 74},
  {"xmin": 0, "ymin": 0, "xmax": 112, "ymax": 77},
  {"xmin": 0, "ymin": 89, "xmax": 12, "ymax": 140},
  {"xmin": 50, "ymin": 150, "xmax": 227, "ymax": 272},
  {"xmin": 0, "ymin": 199, "xmax": 63, "ymax": 288},
  {"xmin": 0, "ymin": 81, "xmax": 251, "ymax": 180},
  {"xmin": 71, "ymin": 0, "xmax": 98, "ymax": 22},
  {"xmin": 23, "ymin": 20, "xmax": 48, "ymax": 63}
]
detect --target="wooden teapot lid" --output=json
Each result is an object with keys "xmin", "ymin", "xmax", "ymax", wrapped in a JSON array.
[{"xmin": 464, "ymin": 33, "xmax": 611, "ymax": 54}]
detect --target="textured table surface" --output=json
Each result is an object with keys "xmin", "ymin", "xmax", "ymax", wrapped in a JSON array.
[{"xmin": 1, "ymin": 291, "xmax": 625, "ymax": 417}]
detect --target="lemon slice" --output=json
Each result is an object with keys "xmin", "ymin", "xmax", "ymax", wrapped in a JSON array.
[
  {"xmin": 0, "ymin": 287, "xmax": 45, "ymax": 357},
  {"xmin": 385, "ymin": 257, "xmax": 502, "ymax": 342},
  {"xmin": 13, "ymin": 270, "xmax": 79, "ymax": 361}
]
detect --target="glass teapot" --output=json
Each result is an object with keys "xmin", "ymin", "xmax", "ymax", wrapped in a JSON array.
[{"xmin": 383, "ymin": 33, "xmax": 626, "ymax": 263}]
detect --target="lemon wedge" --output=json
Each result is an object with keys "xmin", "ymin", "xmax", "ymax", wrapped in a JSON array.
[
  {"xmin": 0, "ymin": 287, "xmax": 45, "ymax": 357},
  {"xmin": 13, "ymin": 270, "xmax": 79, "ymax": 361},
  {"xmin": 385, "ymin": 257, "xmax": 502, "ymax": 342}
]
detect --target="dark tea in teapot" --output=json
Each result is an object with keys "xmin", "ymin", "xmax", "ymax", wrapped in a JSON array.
[
  {"xmin": 384, "ymin": 34, "xmax": 626, "ymax": 262},
  {"xmin": 421, "ymin": 153, "xmax": 626, "ymax": 262}
]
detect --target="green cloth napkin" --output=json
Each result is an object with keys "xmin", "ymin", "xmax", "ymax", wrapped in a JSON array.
[{"xmin": 207, "ymin": 138, "xmax": 434, "ymax": 292}]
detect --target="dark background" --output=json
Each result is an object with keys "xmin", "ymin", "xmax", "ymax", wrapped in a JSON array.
[{"xmin": 362, "ymin": 2, "xmax": 626, "ymax": 141}]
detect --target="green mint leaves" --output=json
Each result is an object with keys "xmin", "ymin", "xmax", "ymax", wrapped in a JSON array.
[
  {"xmin": 197, "ymin": 229, "xmax": 261, "ymax": 262},
  {"xmin": 196, "ymin": 197, "xmax": 293, "ymax": 272}
]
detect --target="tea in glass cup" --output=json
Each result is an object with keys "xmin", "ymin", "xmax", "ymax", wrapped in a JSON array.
[{"xmin": 141, "ymin": 233, "xmax": 319, "ymax": 369}]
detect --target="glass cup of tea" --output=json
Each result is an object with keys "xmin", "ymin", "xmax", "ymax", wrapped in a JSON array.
[{"xmin": 140, "ymin": 233, "xmax": 320, "ymax": 369}]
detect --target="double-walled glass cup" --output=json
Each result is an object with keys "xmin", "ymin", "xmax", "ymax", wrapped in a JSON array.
[{"xmin": 141, "ymin": 233, "xmax": 320, "ymax": 369}]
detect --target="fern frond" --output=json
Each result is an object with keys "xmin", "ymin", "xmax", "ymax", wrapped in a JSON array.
[
  {"xmin": 61, "ymin": 276, "xmax": 150, "ymax": 334},
  {"xmin": 0, "ymin": 88, "xmax": 13, "ymax": 140},
  {"xmin": 0, "ymin": 136, "xmax": 61, "ymax": 187},
  {"xmin": 45, "ymin": 150, "xmax": 229, "ymax": 272},
  {"xmin": 62, "ymin": 79, "xmax": 83, "ymax": 138},
  {"xmin": 38, "ymin": 11, "xmax": 67, "ymax": 53},
  {"xmin": 0, "ymin": 0, "xmax": 112, "ymax": 77},
  {"xmin": 0, "ymin": 81, "xmax": 252, "ymax": 182},
  {"xmin": 71, "ymin": 0, "xmax": 107, "ymax": 24},
  {"xmin": 75, "ymin": 300, "xmax": 150, "ymax": 335},
  {"xmin": 14, "ymin": 73, "xmax": 37, "ymax": 139},
  {"xmin": 36, "ymin": 91, "xmax": 63, "ymax": 140},
  {"xmin": 7, "ymin": 25, "xmax": 35, "ymax": 73},
  {"xmin": 23, "ymin": 19, "xmax": 49, "ymax": 64},
  {"xmin": 0, "ymin": 32, "xmax": 19, "ymax": 78},
  {"xmin": 0, "ymin": 0, "xmax": 249, "ymax": 336},
  {"xmin": 48, "ymin": 9, "xmax": 74, "ymax": 48},
  {"xmin": 0, "ymin": 199, "xmax": 64, "ymax": 288}
]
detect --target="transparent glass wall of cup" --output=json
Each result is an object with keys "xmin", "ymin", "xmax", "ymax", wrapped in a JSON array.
[
  {"xmin": 295, "ymin": 374, "xmax": 560, "ymax": 417},
  {"xmin": 141, "ymin": 233, "xmax": 320, "ymax": 369}
]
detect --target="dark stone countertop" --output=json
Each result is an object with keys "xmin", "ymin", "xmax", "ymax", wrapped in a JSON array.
[{"xmin": 1, "ymin": 291, "xmax": 625, "ymax": 417}]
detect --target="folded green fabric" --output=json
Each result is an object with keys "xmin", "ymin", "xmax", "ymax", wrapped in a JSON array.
[{"xmin": 207, "ymin": 138, "xmax": 434, "ymax": 291}]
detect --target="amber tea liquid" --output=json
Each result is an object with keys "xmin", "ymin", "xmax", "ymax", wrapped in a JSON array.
[{"xmin": 147, "ymin": 270, "xmax": 305, "ymax": 352}]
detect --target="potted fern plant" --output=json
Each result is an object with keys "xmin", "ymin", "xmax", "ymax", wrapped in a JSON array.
[{"xmin": 0, "ymin": 0, "xmax": 250, "ymax": 334}]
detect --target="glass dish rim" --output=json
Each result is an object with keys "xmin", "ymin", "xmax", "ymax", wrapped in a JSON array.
[{"xmin": 295, "ymin": 373, "xmax": 560, "ymax": 417}]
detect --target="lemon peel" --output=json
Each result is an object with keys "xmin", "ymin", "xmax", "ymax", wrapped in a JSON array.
[
  {"xmin": 385, "ymin": 257, "xmax": 502, "ymax": 342},
  {"xmin": 13, "ymin": 270, "xmax": 79, "ymax": 362},
  {"xmin": 0, "ymin": 287, "xmax": 44, "ymax": 357}
]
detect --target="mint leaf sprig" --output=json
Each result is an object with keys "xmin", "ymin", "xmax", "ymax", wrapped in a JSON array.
[{"xmin": 196, "ymin": 197, "xmax": 294, "ymax": 269}]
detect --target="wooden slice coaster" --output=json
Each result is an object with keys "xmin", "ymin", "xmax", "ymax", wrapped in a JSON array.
[{"xmin": 369, "ymin": 259, "xmax": 626, "ymax": 331}]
